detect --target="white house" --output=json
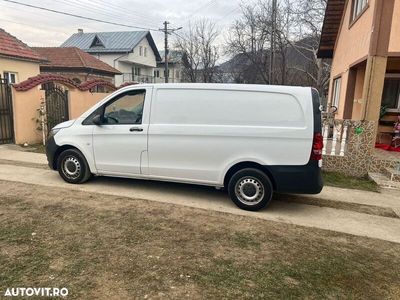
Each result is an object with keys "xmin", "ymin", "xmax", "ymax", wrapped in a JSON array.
[
  {"xmin": 61, "ymin": 30, "xmax": 161, "ymax": 86},
  {"xmin": 154, "ymin": 50, "xmax": 184, "ymax": 83}
]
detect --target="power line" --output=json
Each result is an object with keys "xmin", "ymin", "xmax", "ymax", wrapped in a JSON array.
[
  {"xmin": 62, "ymin": 0, "xmax": 161, "ymax": 28},
  {"xmin": 215, "ymin": 6, "xmax": 241, "ymax": 25},
  {"xmin": 86, "ymin": 0, "xmax": 163, "ymax": 27},
  {"xmin": 183, "ymin": 0, "xmax": 219, "ymax": 24},
  {"xmin": 53, "ymin": 0, "xmax": 161, "ymax": 29},
  {"xmin": 0, "ymin": 17, "xmax": 70, "ymax": 34},
  {"xmin": 1, "ymin": 0, "xmax": 159, "ymax": 31}
]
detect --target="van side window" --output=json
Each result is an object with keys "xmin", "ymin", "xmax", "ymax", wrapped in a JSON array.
[{"xmin": 104, "ymin": 90, "xmax": 146, "ymax": 124}]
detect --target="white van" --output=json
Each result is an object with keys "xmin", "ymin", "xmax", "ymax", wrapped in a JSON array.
[{"xmin": 46, "ymin": 84, "xmax": 323, "ymax": 211}]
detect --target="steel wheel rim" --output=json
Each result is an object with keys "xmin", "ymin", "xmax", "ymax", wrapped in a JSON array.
[
  {"xmin": 62, "ymin": 156, "xmax": 81, "ymax": 180},
  {"xmin": 235, "ymin": 177, "xmax": 265, "ymax": 205}
]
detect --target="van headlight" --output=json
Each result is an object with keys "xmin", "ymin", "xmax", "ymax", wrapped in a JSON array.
[{"xmin": 48, "ymin": 128, "xmax": 60, "ymax": 139}]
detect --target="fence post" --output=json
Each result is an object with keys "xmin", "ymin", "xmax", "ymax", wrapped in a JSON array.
[
  {"xmin": 340, "ymin": 122, "xmax": 348, "ymax": 156},
  {"xmin": 330, "ymin": 123, "xmax": 338, "ymax": 155},
  {"xmin": 322, "ymin": 123, "xmax": 329, "ymax": 155}
]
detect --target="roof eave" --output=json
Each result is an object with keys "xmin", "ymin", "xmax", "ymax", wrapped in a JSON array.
[
  {"xmin": 0, "ymin": 53, "xmax": 42, "ymax": 63},
  {"xmin": 317, "ymin": 0, "xmax": 346, "ymax": 59},
  {"xmin": 317, "ymin": 49, "xmax": 334, "ymax": 59},
  {"xmin": 39, "ymin": 66, "xmax": 121, "ymax": 76}
]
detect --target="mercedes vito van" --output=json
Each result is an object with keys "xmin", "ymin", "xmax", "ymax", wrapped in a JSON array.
[{"xmin": 46, "ymin": 84, "xmax": 323, "ymax": 211}]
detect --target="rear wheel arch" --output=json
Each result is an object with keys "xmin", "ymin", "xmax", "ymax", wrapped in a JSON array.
[{"xmin": 223, "ymin": 161, "xmax": 276, "ymax": 190}]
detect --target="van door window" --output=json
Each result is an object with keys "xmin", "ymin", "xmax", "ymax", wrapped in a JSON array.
[{"xmin": 104, "ymin": 90, "xmax": 146, "ymax": 124}]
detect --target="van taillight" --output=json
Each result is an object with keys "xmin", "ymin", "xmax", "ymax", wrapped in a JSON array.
[{"xmin": 311, "ymin": 132, "xmax": 323, "ymax": 161}]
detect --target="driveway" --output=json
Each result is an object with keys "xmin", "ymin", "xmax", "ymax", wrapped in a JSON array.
[{"xmin": 0, "ymin": 145, "xmax": 400, "ymax": 243}]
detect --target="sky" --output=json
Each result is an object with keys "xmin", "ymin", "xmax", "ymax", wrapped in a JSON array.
[{"xmin": 0, "ymin": 0, "xmax": 243, "ymax": 53}]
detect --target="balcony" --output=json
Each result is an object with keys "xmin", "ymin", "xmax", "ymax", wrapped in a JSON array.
[{"xmin": 122, "ymin": 73, "xmax": 155, "ymax": 83}]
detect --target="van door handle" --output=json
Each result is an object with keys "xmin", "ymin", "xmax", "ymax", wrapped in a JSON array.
[{"xmin": 129, "ymin": 127, "xmax": 143, "ymax": 132}]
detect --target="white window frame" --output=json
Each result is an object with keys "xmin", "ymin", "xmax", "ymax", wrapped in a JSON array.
[
  {"xmin": 144, "ymin": 47, "xmax": 147, "ymax": 57},
  {"xmin": 3, "ymin": 71, "xmax": 18, "ymax": 84},
  {"xmin": 139, "ymin": 46, "xmax": 143, "ymax": 56},
  {"xmin": 332, "ymin": 77, "xmax": 342, "ymax": 109},
  {"xmin": 383, "ymin": 73, "xmax": 400, "ymax": 112},
  {"xmin": 352, "ymin": 0, "xmax": 368, "ymax": 21}
]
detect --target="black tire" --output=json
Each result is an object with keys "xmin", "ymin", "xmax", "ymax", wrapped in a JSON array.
[
  {"xmin": 228, "ymin": 168, "xmax": 273, "ymax": 211},
  {"xmin": 57, "ymin": 149, "xmax": 91, "ymax": 184}
]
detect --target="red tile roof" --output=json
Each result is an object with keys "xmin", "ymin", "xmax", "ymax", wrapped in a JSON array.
[
  {"xmin": 78, "ymin": 79, "xmax": 118, "ymax": 91},
  {"xmin": 32, "ymin": 47, "xmax": 121, "ymax": 75},
  {"xmin": 13, "ymin": 74, "xmax": 78, "ymax": 91},
  {"xmin": 0, "ymin": 28, "xmax": 42, "ymax": 61}
]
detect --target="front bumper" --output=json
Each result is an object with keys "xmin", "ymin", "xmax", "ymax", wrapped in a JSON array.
[{"xmin": 45, "ymin": 136, "xmax": 58, "ymax": 170}]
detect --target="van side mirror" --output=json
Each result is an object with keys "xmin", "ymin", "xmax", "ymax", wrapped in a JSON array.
[{"xmin": 92, "ymin": 114, "xmax": 103, "ymax": 125}]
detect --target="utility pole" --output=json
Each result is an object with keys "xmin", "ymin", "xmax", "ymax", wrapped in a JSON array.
[
  {"xmin": 269, "ymin": 0, "xmax": 277, "ymax": 85},
  {"xmin": 159, "ymin": 21, "xmax": 182, "ymax": 83}
]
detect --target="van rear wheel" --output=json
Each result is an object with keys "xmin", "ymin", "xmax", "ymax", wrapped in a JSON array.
[
  {"xmin": 57, "ymin": 149, "xmax": 91, "ymax": 184},
  {"xmin": 228, "ymin": 168, "xmax": 273, "ymax": 211}
]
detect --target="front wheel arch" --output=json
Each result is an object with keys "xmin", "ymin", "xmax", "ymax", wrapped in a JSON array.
[
  {"xmin": 56, "ymin": 148, "xmax": 92, "ymax": 184},
  {"xmin": 53, "ymin": 145, "xmax": 93, "ymax": 174},
  {"xmin": 53, "ymin": 145, "xmax": 77, "ymax": 170}
]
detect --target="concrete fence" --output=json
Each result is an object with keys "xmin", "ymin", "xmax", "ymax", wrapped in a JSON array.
[{"xmin": 11, "ymin": 86, "xmax": 111, "ymax": 144}]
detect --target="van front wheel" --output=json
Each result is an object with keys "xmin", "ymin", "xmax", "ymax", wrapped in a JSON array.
[
  {"xmin": 57, "ymin": 149, "xmax": 91, "ymax": 184},
  {"xmin": 228, "ymin": 168, "xmax": 273, "ymax": 211}
]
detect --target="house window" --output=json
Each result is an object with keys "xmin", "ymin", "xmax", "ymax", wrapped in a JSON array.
[
  {"xmin": 381, "ymin": 75, "xmax": 400, "ymax": 111},
  {"xmin": 144, "ymin": 47, "xmax": 147, "ymax": 57},
  {"xmin": 3, "ymin": 72, "xmax": 18, "ymax": 84},
  {"xmin": 352, "ymin": 0, "xmax": 368, "ymax": 21},
  {"xmin": 90, "ymin": 35, "xmax": 104, "ymax": 48},
  {"xmin": 332, "ymin": 77, "xmax": 342, "ymax": 109},
  {"xmin": 133, "ymin": 66, "xmax": 141, "ymax": 76},
  {"xmin": 139, "ymin": 46, "xmax": 143, "ymax": 56},
  {"xmin": 154, "ymin": 70, "xmax": 160, "ymax": 78}
]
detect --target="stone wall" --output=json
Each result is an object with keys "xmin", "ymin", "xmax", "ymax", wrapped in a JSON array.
[{"xmin": 322, "ymin": 120, "xmax": 378, "ymax": 177}]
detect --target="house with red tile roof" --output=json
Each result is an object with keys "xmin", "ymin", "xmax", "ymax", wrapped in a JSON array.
[
  {"xmin": 33, "ymin": 47, "xmax": 121, "ymax": 85},
  {"xmin": 0, "ymin": 28, "xmax": 42, "ymax": 84}
]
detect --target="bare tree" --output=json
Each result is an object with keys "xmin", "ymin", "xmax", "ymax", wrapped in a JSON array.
[
  {"xmin": 175, "ymin": 19, "xmax": 219, "ymax": 83},
  {"xmin": 225, "ymin": 0, "xmax": 330, "ymax": 94},
  {"xmin": 226, "ymin": 2, "xmax": 272, "ymax": 84},
  {"xmin": 284, "ymin": 0, "xmax": 330, "ymax": 98}
]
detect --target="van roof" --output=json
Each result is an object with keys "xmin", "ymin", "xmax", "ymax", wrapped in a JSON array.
[{"xmin": 123, "ymin": 83, "xmax": 313, "ymax": 93}]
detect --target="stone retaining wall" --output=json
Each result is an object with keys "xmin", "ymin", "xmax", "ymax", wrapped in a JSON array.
[{"xmin": 322, "ymin": 120, "xmax": 393, "ymax": 177}]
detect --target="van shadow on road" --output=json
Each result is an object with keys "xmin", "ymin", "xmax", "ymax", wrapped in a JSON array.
[{"xmin": 81, "ymin": 175, "xmax": 311, "ymax": 214}]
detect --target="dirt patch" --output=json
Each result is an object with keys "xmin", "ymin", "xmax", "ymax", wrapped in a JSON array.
[
  {"xmin": 1, "ymin": 180, "xmax": 400, "ymax": 299},
  {"xmin": 0, "ymin": 159, "xmax": 48, "ymax": 170}
]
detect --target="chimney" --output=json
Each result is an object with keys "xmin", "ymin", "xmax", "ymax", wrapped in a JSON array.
[{"xmin": 78, "ymin": 29, "xmax": 83, "ymax": 34}]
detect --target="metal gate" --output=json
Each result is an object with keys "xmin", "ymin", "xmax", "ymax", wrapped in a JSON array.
[
  {"xmin": 45, "ymin": 85, "xmax": 69, "ymax": 133},
  {"xmin": 0, "ymin": 78, "xmax": 14, "ymax": 144}
]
